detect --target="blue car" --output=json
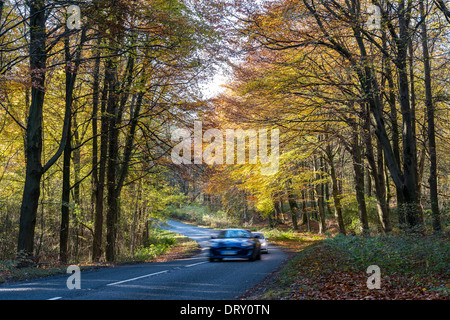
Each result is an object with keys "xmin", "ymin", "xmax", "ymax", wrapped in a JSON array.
[{"xmin": 209, "ymin": 229, "xmax": 261, "ymax": 262}]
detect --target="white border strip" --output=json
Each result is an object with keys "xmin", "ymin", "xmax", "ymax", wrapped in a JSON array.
[{"xmin": 106, "ymin": 270, "xmax": 168, "ymax": 286}]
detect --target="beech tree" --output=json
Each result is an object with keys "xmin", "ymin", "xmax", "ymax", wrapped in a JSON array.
[{"xmin": 201, "ymin": 0, "xmax": 448, "ymax": 234}]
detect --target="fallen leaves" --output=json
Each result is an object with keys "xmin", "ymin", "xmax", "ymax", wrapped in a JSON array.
[{"xmin": 249, "ymin": 236, "xmax": 449, "ymax": 300}]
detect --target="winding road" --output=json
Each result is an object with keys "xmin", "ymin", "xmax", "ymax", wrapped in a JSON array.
[{"xmin": 0, "ymin": 220, "xmax": 287, "ymax": 300}]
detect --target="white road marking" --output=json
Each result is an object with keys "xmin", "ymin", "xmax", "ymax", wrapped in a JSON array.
[
  {"xmin": 106, "ymin": 259, "xmax": 209, "ymax": 286},
  {"xmin": 106, "ymin": 270, "xmax": 168, "ymax": 286},
  {"xmin": 185, "ymin": 261, "xmax": 208, "ymax": 268}
]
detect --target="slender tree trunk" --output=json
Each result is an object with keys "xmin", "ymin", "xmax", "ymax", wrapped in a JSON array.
[
  {"xmin": 408, "ymin": 35, "xmax": 423, "ymax": 223},
  {"xmin": 397, "ymin": 0, "xmax": 421, "ymax": 232},
  {"xmin": 91, "ymin": 38, "xmax": 104, "ymax": 261},
  {"xmin": 91, "ymin": 37, "xmax": 100, "ymax": 229},
  {"xmin": 325, "ymin": 143, "xmax": 345, "ymax": 234},
  {"xmin": 72, "ymin": 113, "xmax": 81, "ymax": 261},
  {"xmin": 60, "ymin": 110, "xmax": 71, "ymax": 264},
  {"xmin": 274, "ymin": 200, "xmax": 281, "ymax": 224},
  {"xmin": 301, "ymin": 190, "xmax": 307, "ymax": 225},
  {"xmin": 376, "ymin": 139, "xmax": 391, "ymax": 232},
  {"xmin": 279, "ymin": 199, "xmax": 285, "ymax": 222},
  {"xmin": 351, "ymin": 124, "xmax": 369, "ymax": 235},
  {"xmin": 300, "ymin": 189, "xmax": 309, "ymax": 230},
  {"xmin": 420, "ymin": 0, "xmax": 441, "ymax": 233},
  {"xmin": 363, "ymin": 102, "xmax": 391, "ymax": 233},
  {"xmin": 314, "ymin": 154, "xmax": 326, "ymax": 234},
  {"xmin": 384, "ymin": 43, "xmax": 405, "ymax": 227},
  {"xmin": 105, "ymin": 57, "xmax": 119, "ymax": 262},
  {"xmin": 323, "ymin": 160, "xmax": 333, "ymax": 215},
  {"xmin": 17, "ymin": 1, "xmax": 47, "ymax": 258},
  {"xmin": 105, "ymin": 53, "xmax": 136, "ymax": 262},
  {"xmin": 92, "ymin": 63, "xmax": 110, "ymax": 261},
  {"xmin": 59, "ymin": 26, "xmax": 85, "ymax": 263},
  {"xmin": 286, "ymin": 180, "xmax": 298, "ymax": 230}
]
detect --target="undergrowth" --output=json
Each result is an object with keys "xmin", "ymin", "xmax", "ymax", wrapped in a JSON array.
[{"xmin": 264, "ymin": 233, "xmax": 449, "ymax": 300}]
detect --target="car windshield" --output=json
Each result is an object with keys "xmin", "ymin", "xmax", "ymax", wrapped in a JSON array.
[
  {"xmin": 217, "ymin": 230, "xmax": 252, "ymax": 239},
  {"xmin": 253, "ymin": 233, "xmax": 264, "ymax": 239}
]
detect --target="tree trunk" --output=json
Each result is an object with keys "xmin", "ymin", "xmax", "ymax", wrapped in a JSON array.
[
  {"xmin": 105, "ymin": 57, "xmax": 119, "ymax": 262},
  {"xmin": 92, "ymin": 65, "xmax": 109, "ymax": 262},
  {"xmin": 59, "ymin": 26, "xmax": 85, "ymax": 263},
  {"xmin": 362, "ymin": 102, "xmax": 391, "ymax": 233},
  {"xmin": 105, "ymin": 53, "xmax": 136, "ymax": 262},
  {"xmin": 420, "ymin": 0, "xmax": 441, "ymax": 233},
  {"xmin": 92, "ymin": 38, "xmax": 104, "ymax": 262},
  {"xmin": 384, "ymin": 40, "xmax": 405, "ymax": 227},
  {"xmin": 91, "ymin": 37, "xmax": 100, "ymax": 218},
  {"xmin": 352, "ymin": 4, "xmax": 420, "ymax": 232},
  {"xmin": 286, "ymin": 180, "xmax": 298, "ymax": 230},
  {"xmin": 60, "ymin": 111, "xmax": 71, "ymax": 264},
  {"xmin": 274, "ymin": 200, "xmax": 281, "ymax": 224},
  {"xmin": 376, "ymin": 139, "xmax": 391, "ymax": 232},
  {"xmin": 72, "ymin": 113, "xmax": 81, "ymax": 261},
  {"xmin": 279, "ymin": 199, "xmax": 285, "ymax": 222},
  {"xmin": 314, "ymin": 155, "xmax": 326, "ymax": 234},
  {"xmin": 325, "ymin": 143, "xmax": 345, "ymax": 235},
  {"xmin": 397, "ymin": 0, "xmax": 421, "ymax": 232},
  {"xmin": 300, "ymin": 189, "xmax": 310, "ymax": 231},
  {"xmin": 17, "ymin": 0, "xmax": 47, "ymax": 258},
  {"xmin": 350, "ymin": 124, "xmax": 369, "ymax": 235}
]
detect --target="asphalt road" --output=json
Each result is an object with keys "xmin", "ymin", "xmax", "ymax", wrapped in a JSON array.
[{"xmin": 0, "ymin": 220, "xmax": 287, "ymax": 300}]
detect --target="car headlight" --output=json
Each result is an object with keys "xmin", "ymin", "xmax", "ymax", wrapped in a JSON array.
[{"xmin": 242, "ymin": 240, "xmax": 254, "ymax": 247}]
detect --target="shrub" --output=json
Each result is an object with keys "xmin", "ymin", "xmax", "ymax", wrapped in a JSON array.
[
  {"xmin": 133, "ymin": 228, "xmax": 178, "ymax": 262},
  {"xmin": 134, "ymin": 244, "xmax": 170, "ymax": 261}
]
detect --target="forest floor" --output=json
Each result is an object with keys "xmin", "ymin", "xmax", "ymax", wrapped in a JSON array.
[{"xmin": 242, "ymin": 224, "xmax": 449, "ymax": 300}]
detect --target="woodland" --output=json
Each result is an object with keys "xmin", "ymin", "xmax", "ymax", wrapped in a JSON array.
[{"xmin": 0, "ymin": 0, "xmax": 449, "ymax": 270}]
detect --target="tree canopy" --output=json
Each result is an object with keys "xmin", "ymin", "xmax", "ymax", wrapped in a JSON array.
[{"xmin": 0, "ymin": 0, "xmax": 448, "ymax": 264}]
